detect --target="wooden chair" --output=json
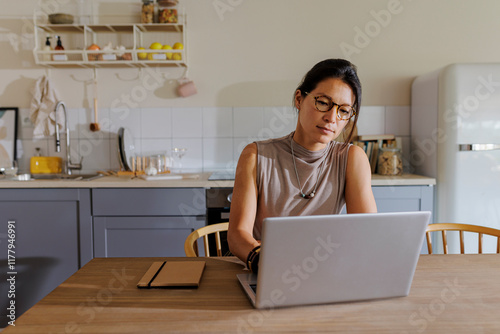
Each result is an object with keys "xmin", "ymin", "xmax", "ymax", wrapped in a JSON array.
[
  {"xmin": 184, "ymin": 222, "xmax": 229, "ymax": 257},
  {"xmin": 426, "ymin": 223, "xmax": 500, "ymax": 254}
]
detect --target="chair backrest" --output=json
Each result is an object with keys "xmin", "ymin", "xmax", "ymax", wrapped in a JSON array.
[
  {"xmin": 184, "ymin": 222, "xmax": 229, "ymax": 257},
  {"xmin": 426, "ymin": 223, "xmax": 500, "ymax": 254}
]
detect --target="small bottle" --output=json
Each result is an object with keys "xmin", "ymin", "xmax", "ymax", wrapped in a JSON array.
[
  {"xmin": 54, "ymin": 35, "xmax": 64, "ymax": 51},
  {"xmin": 52, "ymin": 35, "xmax": 66, "ymax": 61},
  {"xmin": 42, "ymin": 36, "xmax": 51, "ymax": 61}
]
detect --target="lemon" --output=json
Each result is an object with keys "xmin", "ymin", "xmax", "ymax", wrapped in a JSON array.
[
  {"xmin": 146, "ymin": 43, "xmax": 162, "ymax": 60},
  {"xmin": 137, "ymin": 47, "xmax": 147, "ymax": 60},
  {"xmin": 172, "ymin": 53, "xmax": 182, "ymax": 61},
  {"xmin": 162, "ymin": 44, "xmax": 173, "ymax": 60},
  {"xmin": 173, "ymin": 42, "xmax": 183, "ymax": 50},
  {"xmin": 149, "ymin": 42, "xmax": 163, "ymax": 50}
]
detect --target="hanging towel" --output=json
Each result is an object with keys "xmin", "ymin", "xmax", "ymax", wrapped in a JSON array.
[{"xmin": 30, "ymin": 75, "xmax": 65, "ymax": 138}]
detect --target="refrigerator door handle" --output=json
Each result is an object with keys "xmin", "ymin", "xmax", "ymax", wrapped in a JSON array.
[{"xmin": 459, "ymin": 144, "xmax": 500, "ymax": 151}]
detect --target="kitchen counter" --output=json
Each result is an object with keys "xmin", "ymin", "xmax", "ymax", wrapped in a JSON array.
[{"xmin": 0, "ymin": 173, "xmax": 435, "ymax": 188}]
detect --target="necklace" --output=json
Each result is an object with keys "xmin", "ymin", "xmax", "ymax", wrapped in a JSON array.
[{"xmin": 290, "ymin": 136, "xmax": 328, "ymax": 199}]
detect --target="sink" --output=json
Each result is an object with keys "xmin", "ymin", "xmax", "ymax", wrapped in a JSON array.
[{"xmin": 30, "ymin": 173, "xmax": 105, "ymax": 181}]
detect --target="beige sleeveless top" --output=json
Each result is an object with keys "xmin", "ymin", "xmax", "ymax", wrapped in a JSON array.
[{"xmin": 253, "ymin": 132, "xmax": 351, "ymax": 240}]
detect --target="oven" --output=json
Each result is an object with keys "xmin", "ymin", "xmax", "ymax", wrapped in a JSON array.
[{"xmin": 206, "ymin": 187, "xmax": 233, "ymax": 256}]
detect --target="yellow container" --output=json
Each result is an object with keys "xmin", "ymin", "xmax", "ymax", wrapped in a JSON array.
[{"xmin": 30, "ymin": 157, "xmax": 63, "ymax": 174}]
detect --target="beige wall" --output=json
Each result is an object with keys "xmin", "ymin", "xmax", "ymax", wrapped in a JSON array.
[{"xmin": 1, "ymin": 0, "xmax": 500, "ymax": 109}]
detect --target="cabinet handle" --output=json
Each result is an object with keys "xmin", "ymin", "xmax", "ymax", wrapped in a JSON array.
[
  {"xmin": 459, "ymin": 144, "xmax": 500, "ymax": 151},
  {"xmin": 227, "ymin": 193, "xmax": 233, "ymax": 203}
]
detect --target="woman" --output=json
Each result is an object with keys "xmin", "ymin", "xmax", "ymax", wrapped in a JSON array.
[{"xmin": 228, "ymin": 59, "xmax": 377, "ymax": 271}]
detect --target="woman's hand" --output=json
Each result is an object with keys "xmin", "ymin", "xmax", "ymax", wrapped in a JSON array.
[
  {"xmin": 227, "ymin": 143, "xmax": 261, "ymax": 263},
  {"xmin": 345, "ymin": 145, "xmax": 377, "ymax": 213}
]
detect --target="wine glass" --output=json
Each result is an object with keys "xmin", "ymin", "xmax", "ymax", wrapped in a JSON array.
[{"xmin": 172, "ymin": 148, "xmax": 187, "ymax": 173}]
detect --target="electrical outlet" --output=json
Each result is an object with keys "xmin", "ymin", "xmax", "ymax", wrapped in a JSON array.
[{"xmin": 22, "ymin": 116, "xmax": 33, "ymax": 128}]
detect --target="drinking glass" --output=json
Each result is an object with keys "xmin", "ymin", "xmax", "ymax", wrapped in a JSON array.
[{"xmin": 172, "ymin": 148, "xmax": 187, "ymax": 172}]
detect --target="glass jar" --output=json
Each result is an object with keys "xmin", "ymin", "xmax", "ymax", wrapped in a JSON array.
[
  {"xmin": 149, "ymin": 154, "xmax": 166, "ymax": 173},
  {"xmin": 158, "ymin": 6, "xmax": 178, "ymax": 23},
  {"xmin": 377, "ymin": 147, "xmax": 403, "ymax": 176},
  {"xmin": 141, "ymin": 0, "xmax": 154, "ymax": 23}
]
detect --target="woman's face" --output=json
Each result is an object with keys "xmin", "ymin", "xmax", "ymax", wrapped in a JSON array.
[{"xmin": 294, "ymin": 77, "xmax": 355, "ymax": 150}]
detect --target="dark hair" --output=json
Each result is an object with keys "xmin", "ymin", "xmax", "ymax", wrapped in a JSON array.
[{"xmin": 294, "ymin": 59, "xmax": 361, "ymax": 144}]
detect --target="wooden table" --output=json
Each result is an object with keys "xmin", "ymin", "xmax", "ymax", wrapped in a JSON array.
[{"xmin": 4, "ymin": 255, "xmax": 500, "ymax": 333}]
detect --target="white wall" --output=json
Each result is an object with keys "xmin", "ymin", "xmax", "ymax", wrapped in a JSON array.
[
  {"xmin": 1, "ymin": 0, "xmax": 500, "ymax": 108},
  {"xmin": 1, "ymin": 0, "xmax": 499, "ymax": 172}
]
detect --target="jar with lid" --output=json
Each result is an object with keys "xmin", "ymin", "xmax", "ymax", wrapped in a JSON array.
[
  {"xmin": 157, "ymin": 0, "xmax": 178, "ymax": 23},
  {"xmin": 377, "ymin": 147, "xmax": 403, "ymax": 176},
  {"xmin": 141, "ymin": 0, "xmax": 154, "ymax": 24}
]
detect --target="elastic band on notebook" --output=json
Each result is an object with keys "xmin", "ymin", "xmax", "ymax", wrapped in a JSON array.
[{"xmin": 148, "ymin": 261, "xmax": 166, "ymax": 287}]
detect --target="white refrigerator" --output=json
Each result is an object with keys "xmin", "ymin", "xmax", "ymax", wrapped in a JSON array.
[{"xmin": 411, "ymin": 63, "xmax": 500, "ymax": 253}]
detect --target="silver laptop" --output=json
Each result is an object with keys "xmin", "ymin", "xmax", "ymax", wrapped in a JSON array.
[{"xmin": 238, "ymin": 211, "xmax": 431, "ymax": 309}]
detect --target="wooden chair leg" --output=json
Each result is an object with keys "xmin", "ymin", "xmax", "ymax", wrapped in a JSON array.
[
  {"xmin": 426, "ymin": 232, "xmax": 433, "ymax": 254},
  {"xmin": 442, "ymin": 231, "xmax": 448, "ymax": 254},
  {"xmin": 203, "ymin": 235, "xmax": 210, "ymax": 257},
  {"xmin": 459, "ymin": 231, "xmax": 465, "ymax": 254},
  {"xmin": 215, "ymin": 232, "xmax": 222, "ymax": 257}
]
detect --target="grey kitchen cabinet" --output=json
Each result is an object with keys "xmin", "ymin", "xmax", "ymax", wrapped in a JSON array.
[
  {"xmin": 341, "ymin": 185, "xmax": 434, "ymax": 216},
  {"xmin": 0, "ymin": 188, "xmax": 92, "ymax": 327},
  {"xmin": 92, "ymin": 188, "xmax": 206, "ymax": 257},
  {"xmin": 372, "ymin": 185, "xmax": 434, "ymax": 216}
]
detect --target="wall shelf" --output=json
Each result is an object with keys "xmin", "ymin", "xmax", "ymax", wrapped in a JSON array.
[{"xmin": 33, "ymin": 3, "xmax": 187, "ymax": 69}]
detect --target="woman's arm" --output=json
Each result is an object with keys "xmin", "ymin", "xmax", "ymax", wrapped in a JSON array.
[
  {"xmin": 227, "ymin": 143, "xmax": 261, "ymax": 263},
  {"xmin": 345, "ymin": 145, "xmax": 378, "ymax": 213}
]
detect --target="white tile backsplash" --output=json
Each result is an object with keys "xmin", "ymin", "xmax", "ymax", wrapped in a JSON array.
[
  {"xmin": 79, "ymin": 138, "xmax": 111, "ymax": 173},
  {"xmin": 172, "ymin": 108, "xmax": 203, "ymax": 138},
  {"xmin": 15, "ymin": 106, "xmax": 412, "ymax": 173},
  {"xmin": 263, "ymin": 106, "xmax": 297, "ymax": 138},
  {"xmin": 79, "ymin": 107, "xmax": 111, "ymax": 139},
  {"xmin": 357, "ymin": 106, "xmax": 386, "ymax": 135},
  {"xmin": 233, "ymin": 107, "xmax": 264, "ymax": 138},
  {"xmin": 171, "ymin": 138, "xmax": 203, "ymax": 171},
  {"xmin": 202, "ymin": 107, "xmax": 233, "ymax": 138},
  {"xmin": 141, "ymin": 138, "xmax": 172, "ymax": 156},
  {"xmin": 141, "ymin": 108, "xmax": 172, "ymax": 138},
  {"xmin": 109, "ymin": 107, "xmax": 141, "ymax": 137},
  {"xmin": 202, "ymin": 138, "xmax": 234, "ymax": 169}
]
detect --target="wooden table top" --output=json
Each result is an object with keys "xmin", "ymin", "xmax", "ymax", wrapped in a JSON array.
[{"xmin": 4, "ymin": 255, "xmax": 500, "ymax": 333}]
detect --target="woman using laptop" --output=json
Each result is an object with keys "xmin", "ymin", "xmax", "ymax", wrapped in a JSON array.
[{"xmin": 228, "ymin": 59, "xmax": 377, "ymax": 272}]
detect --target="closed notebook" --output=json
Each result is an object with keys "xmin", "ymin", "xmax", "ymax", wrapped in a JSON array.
[{"xmin": 137, "ymin": 261, "xmax": 206, "ymax": 288}]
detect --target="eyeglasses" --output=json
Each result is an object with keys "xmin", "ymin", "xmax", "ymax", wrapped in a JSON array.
[{"xmin": 305, "ymin": 92, "xmax": 355, "ymax": 121}]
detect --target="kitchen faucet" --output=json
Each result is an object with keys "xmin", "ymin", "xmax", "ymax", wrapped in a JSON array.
[{"xmin": 54, "ymin": 101, "xmax": 82, "ymax": 175}]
